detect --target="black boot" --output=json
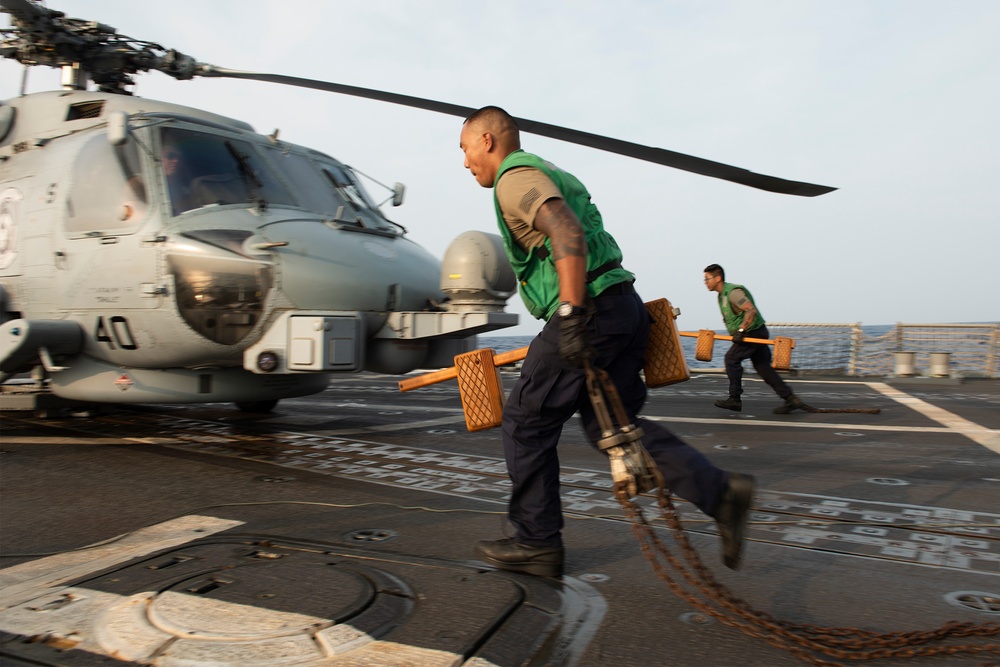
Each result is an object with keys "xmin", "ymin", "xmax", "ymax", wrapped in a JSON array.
[
  {"xmin": 475, "ymin": 538, "xmax": 564, "ymax": 577},
  {"xmin": 714, "ymin": 396, "xmax": 742, "ymax": 412},
  {"xmin": 713, "ymin": 473, "xmax": 755, "ymax": 570},
  {"xmin": 773, "ymin": 394, "xmax": 805, "ymax": 414}
]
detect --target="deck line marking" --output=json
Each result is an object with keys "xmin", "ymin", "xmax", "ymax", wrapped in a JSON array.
[
  {"xmin": 323, "ymin": 415, "xmax": 467, "ymax": 435},
  {"xmin": 775, "ymin": 488, "xmax": 1000, "ymax": 515},
  {"xmin": 643, "ymin": 414, "xmax": 968, "ymax": 435},
  {"xmin": 866, "ymin": 382, "xmax": 1000, "ymax": 454},
  {"xmin": 284, "ymin": 409, "xmax": 976, "ymax": 437},
  {"xmin": 275, "ymin": 397, "xmax": 986, "ymax": 438},
  {"xmin": 722, "ymin": 376, "xmax": 880, "ymax": 386},
  {"xmin": 0, "ymin": 436, "xmax": 141, "ymax": 445},
  {"xmin": 0, "ymin": 515, "xmax": 243, "ymax": 610}
]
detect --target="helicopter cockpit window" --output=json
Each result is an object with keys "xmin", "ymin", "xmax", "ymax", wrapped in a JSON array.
[
  {"xmin": 65, "ymin": 133, "xmax": 148, "ymax": 235},
  {"xmin": 262, "ymin": 148, "xmax": 396, "ymax": 233},
  {"xmin": 261, "ymin": 148, "xmax": 347, "ymax": 219},
  {"xmin": 160, "ymin": 128, "xmax": 295, "ymax": 215}
]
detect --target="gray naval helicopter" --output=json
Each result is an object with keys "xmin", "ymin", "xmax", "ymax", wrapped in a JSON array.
[{"xmin": 0, "ymin": 0, "xmax": 834, "ymax": 413}]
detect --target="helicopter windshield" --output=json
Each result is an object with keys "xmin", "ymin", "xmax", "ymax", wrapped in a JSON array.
[
  {"xmin": 156, "ymin": 126, "xmax": 400, "ymax": 234},
  {"xmin": 160, "ymin": 127, "xmax": 294, "ymax": 215},
  {"xmin": 262, "ymin": 147, "xmax": 397, "ymax": 233}
]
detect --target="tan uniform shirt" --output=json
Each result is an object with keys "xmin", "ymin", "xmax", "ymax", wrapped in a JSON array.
[
  {"xmin": 728, "ymin": 288, "xmax": 749, "ymax": 310},
  {"xmin": 494, "ymin": 167, "xmax": 563, "ymax": 251}
]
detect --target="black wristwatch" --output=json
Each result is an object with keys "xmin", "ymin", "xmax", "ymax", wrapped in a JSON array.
[{"xmin": 557, "ymin": 301, "xmax": 587, "ymax": 318}]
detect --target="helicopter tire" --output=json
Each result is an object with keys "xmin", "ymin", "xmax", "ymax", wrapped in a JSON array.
[{"xmin": 235, "ymin": 399, "xmax": 279, "ymax": 413}]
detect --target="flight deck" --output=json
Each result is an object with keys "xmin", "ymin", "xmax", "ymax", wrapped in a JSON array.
[{"xmin": 1, "ymin": 371, "xmax": 998, "ymax": 666}]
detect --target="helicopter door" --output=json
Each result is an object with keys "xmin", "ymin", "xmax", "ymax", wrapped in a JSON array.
[
  {"xmin": 0, "ymin": 182, "xmax": 24, "ymax": 278},
  {"xmin": 6, "ymin": 174, "xmax": 60, "ymax": 314},
  {"xmin": 64, "ymin": 133, "xmax": 148, "ymax": 238},
  {"xmin": 60, "ymin": 131, "xmax": 161, "ymax": 311}
]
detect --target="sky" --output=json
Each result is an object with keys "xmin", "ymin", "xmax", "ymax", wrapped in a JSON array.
[{"xmin": 3, "ymin": 1, "xmax": 998, "ymax": 336}]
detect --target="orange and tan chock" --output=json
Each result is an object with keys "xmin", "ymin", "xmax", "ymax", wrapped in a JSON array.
[
  {"xmin": 399, "ymin": 299, "xmax": 795, "ymax": 431},
  {"xmin": 398, "ymin": 299, "xmax": 692, "ymax": 432},
  {"xmin": 678, "ymin": 330, "xmax": 795, "ymax": 370}
]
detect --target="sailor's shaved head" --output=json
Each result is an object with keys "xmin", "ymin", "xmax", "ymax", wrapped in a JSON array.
[
  {"xmin": 464, "ymin": 106, "xmax": 520, "ymax": 153},
  {"xmin": 460, "ymin": 105, "xmax": 521, "ymax": 188}
]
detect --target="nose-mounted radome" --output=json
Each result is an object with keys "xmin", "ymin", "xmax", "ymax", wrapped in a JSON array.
[{"xmin": 167, "ymin": 230, "xmax": 273, "ymax": 346}]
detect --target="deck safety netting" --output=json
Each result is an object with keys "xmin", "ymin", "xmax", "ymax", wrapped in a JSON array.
[
  {"xmin": 766, "ymin": 323, "xmax": 862, "ymax": 375},
  {"xmin": 767, "ymin": 323, "xmax": 999, "ymax": 377}
]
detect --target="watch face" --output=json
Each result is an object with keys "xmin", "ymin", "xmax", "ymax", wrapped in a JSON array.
[{"xmin": 558, "ymin": 302, "xmax": 572, "ymax": 317}]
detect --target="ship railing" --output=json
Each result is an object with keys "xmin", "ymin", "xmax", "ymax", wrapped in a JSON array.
[{"xmin": 766, "ymin": 322, "xmax": 999, "ymax": 378}]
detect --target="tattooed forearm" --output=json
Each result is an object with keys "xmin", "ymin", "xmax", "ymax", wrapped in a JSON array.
[{"xmin": 534, "ymin": 200, "xmax": 586, "ymax": 261}]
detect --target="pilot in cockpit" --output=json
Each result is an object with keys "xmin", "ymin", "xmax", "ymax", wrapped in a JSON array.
[{"xmin": 162, "ymin": 139, "xmax": 196, "ymax": 215}]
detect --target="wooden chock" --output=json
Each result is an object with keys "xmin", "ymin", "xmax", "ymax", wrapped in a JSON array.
[
  {"xmin": 454, "ymin": 348, "xmax": 506, "ymax": 432},
  {"xmin": 643, "ymin": 298, "xmax": 690, "ymax": 387},
  {"xmin": 695, "ymin": 329, "xmax": 716, "ymax": 362},
  {"xmin": 772, "ymin": 337, "xmax": 794, "ymax": 371}
]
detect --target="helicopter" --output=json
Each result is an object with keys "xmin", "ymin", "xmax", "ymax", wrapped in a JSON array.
[{"xmin": 0, "ymin": 0, "xmax": 834, "ymax": 413}]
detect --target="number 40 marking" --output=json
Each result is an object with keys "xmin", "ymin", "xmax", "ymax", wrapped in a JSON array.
[{"xmin": 95, "ymin": 316, "xmax": 138, "ymax": 350}]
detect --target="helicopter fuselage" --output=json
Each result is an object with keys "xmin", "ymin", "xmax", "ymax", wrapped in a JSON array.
[{"xmin": 0, "ymin": 90, "xmax": 516, "ymax": 405}]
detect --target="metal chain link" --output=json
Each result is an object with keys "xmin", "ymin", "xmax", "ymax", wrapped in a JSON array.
[{"xmin": 613, "ymin": 486, "xmax": 1000, "ymax": 665}]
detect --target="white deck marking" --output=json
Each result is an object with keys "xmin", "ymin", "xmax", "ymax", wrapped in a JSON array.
[
  {"xmin": 647, "ymin": 410, "xmax": 1000, "ymax": 451},
  {"xmin": 0, "ymin": 515, "xmax": 243, "ymax": 610},
  {"xmin": 280, "ymin": 390, "xmax": 991, "ymax": 440},
  {"xmin": 0, "ymin": 516, "xmax": 482, "ymax": 667},
  {"xmin": 288, "ymin": 390, "xmax": 1000, "ymax": 443},
  {"xmin": 324, "ymin": 415, "xmax": 467, "ymax": 435},
  {"xmin": 0, "ymin": 436, "xmax": 143, "ymax": 445},
  {"xmin": 639, "ymin": 415, "xmax": 952, "ymax": 433},
  {"xmin": 866, "ymin": 382, "xmax": 1000, "ymax": 454}
]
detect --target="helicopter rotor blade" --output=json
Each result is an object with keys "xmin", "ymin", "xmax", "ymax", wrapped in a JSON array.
[
  {"xmin": 1, "ymin": 0, "xmax": 48, "ymax": 20},
  {"xmin": 201, "ymin": 67, "xmax": 836, "ymax": 197}
]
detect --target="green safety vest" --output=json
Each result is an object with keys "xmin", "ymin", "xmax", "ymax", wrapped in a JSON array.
[
  {"xmin": 719, "ymin": 282, "xmax": 766, "ymax": 335},
  {"xmin": 492, "ymin": 150, "xmax": 634, "ymax": 320}
]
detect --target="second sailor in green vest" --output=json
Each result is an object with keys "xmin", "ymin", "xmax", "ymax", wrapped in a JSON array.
[{"xmin": 703, "ymin": 263, "xmax": 804, "ymax": 414}]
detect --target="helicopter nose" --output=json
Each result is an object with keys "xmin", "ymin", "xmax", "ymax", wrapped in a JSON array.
[{"xmin": 262, "ymin": 219, "xmax": 442, "ymax": 312}]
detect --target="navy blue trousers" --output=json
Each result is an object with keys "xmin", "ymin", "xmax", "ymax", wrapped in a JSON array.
[
  {"xmin": 500, "ymin": 288, "xmax": 729, "ymax": 547},
  {"xmin": 724, "ymin": 325, "xmax": 793, "ymax": 400}
]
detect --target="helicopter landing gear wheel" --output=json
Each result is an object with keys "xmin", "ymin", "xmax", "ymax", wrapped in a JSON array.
[{"xmin": 235, "ymin": 399, "xmax": 278, "ymax": 413}]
